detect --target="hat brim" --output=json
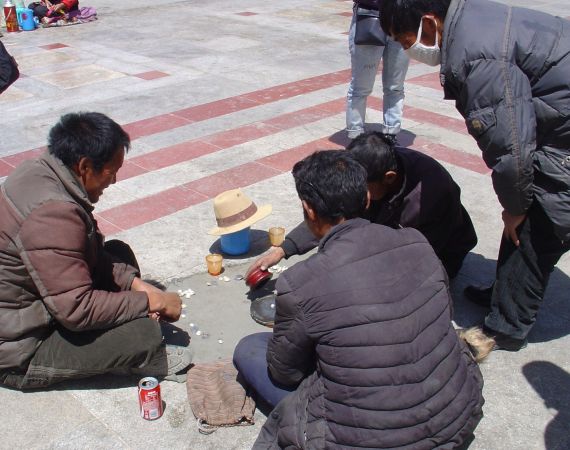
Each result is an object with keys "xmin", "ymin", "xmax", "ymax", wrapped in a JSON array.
[{"xmin": 208, "ymin": 204, "xmax": 272, "ymax": 236}]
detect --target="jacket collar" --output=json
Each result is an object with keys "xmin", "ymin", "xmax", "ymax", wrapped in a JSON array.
[
  {"xmin": 385, "ymin": 153, "xmax": 408, "ymax": 208},
  {"xmin": 440, "ymin": 0, "xmax": 465, "ymax": 95},
  {"xmin": 318, "ymin": 217, "xmax": 369, "ymax": 251},
  {"xmin": 40, "ymin": 151, "xmax": 94, "ymax": 212}
]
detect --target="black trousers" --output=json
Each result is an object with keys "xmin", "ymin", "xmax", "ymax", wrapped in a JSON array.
[
  {"xmin": 1, "ymin": 240, "xmax": 162, "ymax": 390},
  {"xmin": 485, "ymin": 203, "xmax": 570, "ymax": 339}
]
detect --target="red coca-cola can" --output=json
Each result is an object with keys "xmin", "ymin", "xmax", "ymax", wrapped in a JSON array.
[{"xmin": 138, "ymin": 377, "xmax": 163, "ymax": 420}]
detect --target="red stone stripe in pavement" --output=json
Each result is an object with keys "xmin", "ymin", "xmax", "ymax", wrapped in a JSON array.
[
  {"xmin": 2, "ymin": 147, "xmax": 45, "ymax": 169},
  {"xmin": 97, "ymin": 187, "xmax": 209, "ymax": 232},
  {"xmin": 184, "ymin": 162, "xmax": 282, "ymax": 198},
  {"xmin": 126, "ymin": 140, "xmax": 220, "ymax": 173},
  {"xmin": 124, "ymin": 69, "xmax": 351, "ymax": 139},
  {"xmin": 258, "ymin": 138, "xmax": 345, "ymax": 172},
  {"xmin": 96, "ymin": 128, "xmax": 488, "ymax": 235},
  {"xmin": 0, "ymin": 160, "xmax": 13, "ymax": 178},
  {"xmin": 95, "ymin": 139, "xmax": 340, "ymax": 235},
  {"xmin": 117, "ymin": 95, "xmax": 469, "ymax": 185},
  {"xmin": 413, "ymin": 137, "xmax": 489, "ymax": 175},
  {"xmin": 201, "ymin": 123, "xmax": 282, "ymax": 149},
  {"xmin": 406, "ymin": 71, "xmax": 443, "ymax": 91},
  {"xmin": 118, "ymin": 98, "xmax": 347, "ymax": 182},
  {"xmin": 1, "ymin": 68, "xmax": 352, "ymax": 169}
]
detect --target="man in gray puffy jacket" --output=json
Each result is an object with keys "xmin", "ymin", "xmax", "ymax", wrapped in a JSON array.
[
  {"xmin": 380, "ymin": 0, "xmax": 570, "ymax": 351},
  {"xmin": 234, "ymin": 150, "xmax": 485, "ymax": 449}
]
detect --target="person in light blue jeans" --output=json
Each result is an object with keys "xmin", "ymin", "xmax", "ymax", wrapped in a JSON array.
[{"xmin": 346, "ymin": 5, "xmax": 410, "ymax": 141}]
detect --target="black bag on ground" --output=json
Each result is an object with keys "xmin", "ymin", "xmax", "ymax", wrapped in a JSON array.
[
  {"xmin": 354, "ymin": 8, "xmax": 386, "ymax": 46},
  {"xmin": 0, "ymin": 41, "xmax": 19, "ymax": 95}
]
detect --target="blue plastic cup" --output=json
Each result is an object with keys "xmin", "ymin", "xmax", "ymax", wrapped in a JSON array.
[
  {"xmin": 220, "ymin": 227, "xmax": 251, "ymax": 255},
  {"xmin": 17, "ymin": 8, "xmax": 35, "ymax": 31}
]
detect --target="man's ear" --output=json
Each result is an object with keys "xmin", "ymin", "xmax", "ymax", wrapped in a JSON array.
[
  {"xmin": 383, "ymin": 170, "xmax": 398, "ymax": 185},
  {"xmin": 74, "ymin": 157, "xmax": 93, "ymax": 177},
  {"xmin": 366, "ymin": 191, "xmax": 371, "ymax": 210},
  {"xmin": 302, "ymin": 200, "xmax": 317, "ymax": 222}
]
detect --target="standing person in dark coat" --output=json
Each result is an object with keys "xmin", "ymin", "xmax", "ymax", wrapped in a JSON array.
[
  {"xmin": 246, "ymin": 132, "xmax": 477, "ymax": 279},
  {"xmin": 234, "ymin": 150, "xmax": 490, "ymax": 450},
  {"xmin": 0, "ymin": 40, "xmax": 19, "ymax": 95},
  {"xmin": 379, "ymin": 0, "xmax": 570, "ymax": 351}
]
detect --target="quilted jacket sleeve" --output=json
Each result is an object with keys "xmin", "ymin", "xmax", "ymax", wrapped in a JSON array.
[
  {"xmin": 17, "ymin": 201, "xmax": 149, "ymax": 331},
  {"xmin": 266, "ymin": 274, "xmax": 315, "ymax": 386},
  {"xmin": 280, "ymin": 221, "xmax": 318, "ymax": 258},
  {"xmin": 458, "ymin": 59, "xmax": 535, "ymax": 216},
  {"xmin": 0, "ymin": 41, "xmax": 19, "ymax": 95}
]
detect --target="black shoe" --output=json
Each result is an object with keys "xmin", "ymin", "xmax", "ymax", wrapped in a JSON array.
[
  {"xmin": 464, "ymin": 285, "xmax": 493, "ymax": 307},
  {"xmin": 482, "ymin": 325, "xmax": 528, "ymax": 352},
  {"xmin": 379, "ymin": 133, "xmax": 398, "ymax": 147}
]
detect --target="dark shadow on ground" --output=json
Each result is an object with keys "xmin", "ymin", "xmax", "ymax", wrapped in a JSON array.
[
  {"xmin": 161, "ymin": 322, "xmax": 191, "ymax": 347},
  {"xmin": 327, "ymin": 128, "xmax": 417, "ymax": 149},
  {"xmin": 450, "ymin": 252, "xmax": 570, "ymax": 343},
  {"xmin": 246, "ymin": 278, "xmax": 277, "ymax": 302},
  {"xmin": 328, "ymin": 130, "xmax": 351, "ymax": 147},
  {"xmin": 209, "ymin": 229, "xmax": 271, "ymax": 260},
  {"xmin": 522, "ymin": 361, "xmax": 570, "ymax": 450}
]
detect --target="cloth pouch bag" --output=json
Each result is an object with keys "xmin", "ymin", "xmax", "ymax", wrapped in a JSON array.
[
  {"xmin": 187, "ymin": 359, "xmax": 256, "ymax": 433},
  {"xmin": 354, "ymin": 7, "xmax": 386, "ymax": 46}
]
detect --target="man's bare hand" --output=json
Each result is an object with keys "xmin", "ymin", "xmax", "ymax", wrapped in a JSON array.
[
  {"xmin": 502, "ymin": 210, "xmax": 526, "ymax": 246},
  {"xmin": 147, "ymin": 291, "xmax": 182, "ymax": 322},
  {"xmin": 132, "ymin": 278, "xmax": 182, "ymax": 322},
  {"xmin": 245, "ymin": 247, "xmax": 286, "ymax": 278}
]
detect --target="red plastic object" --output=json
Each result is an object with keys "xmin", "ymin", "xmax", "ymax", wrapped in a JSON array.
[{"xmin": 246, "ymin": 268, "xmax": 272, "ymax": 289}]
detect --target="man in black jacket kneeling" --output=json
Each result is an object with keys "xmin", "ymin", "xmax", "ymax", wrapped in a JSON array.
[{"xmin": 234, "ymin": 150, "xmax": 488, "ymax": 450}]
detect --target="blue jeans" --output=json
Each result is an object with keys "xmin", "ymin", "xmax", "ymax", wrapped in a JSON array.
[
  {"xmin": 346, "ymin": 8, "xmax": 410, "ymax": 139},
  {"xmin": 233, "ymin": 333, "xmax": 295, "ymax": 408}
]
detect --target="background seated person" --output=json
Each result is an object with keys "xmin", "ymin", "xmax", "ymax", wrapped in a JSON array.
[
  {"xmin": 29, "ymin": 0, "xmax": 79, "ymax": 23},
  {"xmin": 0, "ymin": 112, "xmax": 191, "ymax": 390},
  {"xmin": 247, "ymin": 132, "xmax": 476, "ymax": 279},
  {"xmin": 234, "ymin": 150, "xmax": 490, "ymax": 450}
]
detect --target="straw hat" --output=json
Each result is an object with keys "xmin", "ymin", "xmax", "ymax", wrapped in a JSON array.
[{"xmin": 208, "ymin": 189, "xmax": 272, "ymax": 236}]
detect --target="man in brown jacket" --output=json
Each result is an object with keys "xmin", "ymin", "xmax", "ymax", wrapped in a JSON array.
[{"xmin": 0, "ymin": 112, "xmax": 192, "ymax": 390}]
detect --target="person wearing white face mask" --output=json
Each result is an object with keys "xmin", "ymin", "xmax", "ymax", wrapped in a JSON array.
[
  {"xmin": 404, "ymin": 15, "xmax": 441, "ymax": 66},
  {"xmin": 380, "ymin": 0, "xmax": 570, "ymax": 353}
]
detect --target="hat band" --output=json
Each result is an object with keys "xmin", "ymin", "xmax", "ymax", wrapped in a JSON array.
[{"xmin": 216, "ymin": 203, "xmax": 258, "ymax": 228}]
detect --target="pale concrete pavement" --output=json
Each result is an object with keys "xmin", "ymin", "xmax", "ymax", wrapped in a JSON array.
[{"xmin": 0, "ymin": 0, "xmax": 569, "ymax": 449}]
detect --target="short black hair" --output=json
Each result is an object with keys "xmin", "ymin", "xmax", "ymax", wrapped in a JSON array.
[
  {"xmin": 346, "ymin": 132, "xmax": 398, "ymax": 183},
  {"xmin": 379, "ymin": 0, "xmax": 451, "ymax": 36},
  {"xmin": 292, "ymin": 150, "xmax": 368, "ymax": 223},
  {"xmin": 48, "ymin": 112, "xmax": 130, "ymax": 171}
]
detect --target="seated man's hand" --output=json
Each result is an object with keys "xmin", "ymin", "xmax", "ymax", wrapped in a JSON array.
[
  {"xmin": 132, "ymin": 278, "xmax": 182, "ymax": 322},
  {"xmin": 245, "ymin": 247, "xmax": 286, "ymax": 278},
  {"xmin": 147, "ymin": 291, "xmax": 182, "ymax": 322}
]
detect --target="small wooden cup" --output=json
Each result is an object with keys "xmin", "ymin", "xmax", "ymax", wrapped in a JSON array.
[
  {"xmin": 268, "ymin": 227, "xmax": 285, "ymax": 246},
  {"xmin": 205, "ymin": 253, "xmax": 223, "ymax": 276}
]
